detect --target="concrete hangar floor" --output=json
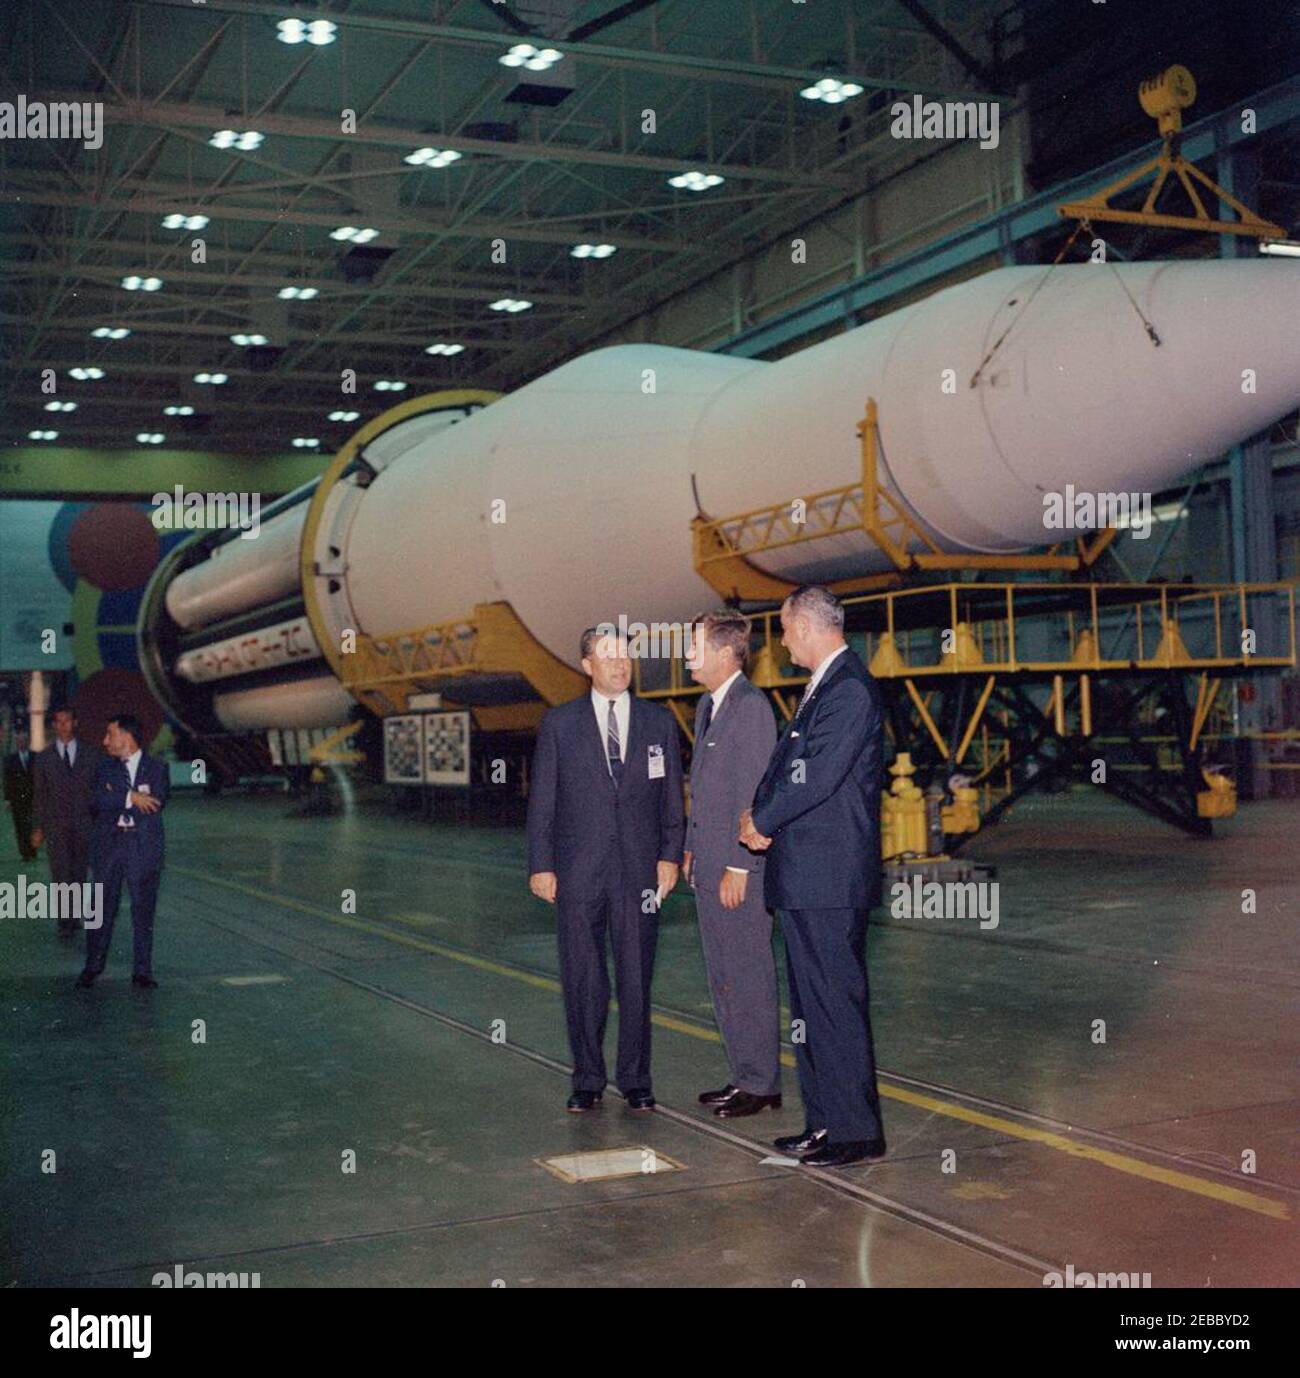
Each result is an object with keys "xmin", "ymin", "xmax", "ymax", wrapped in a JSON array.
[{"xmin": 2, "ymin": 790, "xmax": 1295, "ymax": 1289}]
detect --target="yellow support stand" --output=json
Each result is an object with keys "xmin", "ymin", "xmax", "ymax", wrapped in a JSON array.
[
  {"xmin": 339, "ymin": 601, "xmax": 586, "ymax": 726},
  {"xmin": 882, "ymin": 753, "xmax": 928, "ymax": 859},
  {"xmin": 691, "ymin": 399, "xmax": 1109, "ymax": 601},
  {"xmin": 1197, "ymin": 769, "xmax": 1237, "ymax": 819},
  {"xmin": 941, "ymin": 784, "xmax": 981, "ymax": 835},
  {"xmin": 307, "ymin": 720, "xmax": 364, "ymax": 766}
]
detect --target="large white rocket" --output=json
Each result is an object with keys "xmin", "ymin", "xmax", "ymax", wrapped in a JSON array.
[{"xmin": 141, "ymin": 259, "xmax": 1300, "ymax": 733}]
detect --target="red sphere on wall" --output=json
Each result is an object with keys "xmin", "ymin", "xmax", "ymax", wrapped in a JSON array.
[{"xmin": 67, "ymin": 504, "xmax": 160, "ymax": 592}]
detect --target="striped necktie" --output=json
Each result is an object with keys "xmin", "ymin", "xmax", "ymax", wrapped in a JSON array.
[
  {"xmin": 795, "ymin": 679, "xmax": 816, "ymax": 718},
  {"xmin": 606, "ymin": 699, "xmax": 624, "ymax": 785}
]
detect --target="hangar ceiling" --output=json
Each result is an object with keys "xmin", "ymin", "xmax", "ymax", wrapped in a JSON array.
[{"xmin": 0, "ymin": 0, "xmax": 1008, "ymax": 452}]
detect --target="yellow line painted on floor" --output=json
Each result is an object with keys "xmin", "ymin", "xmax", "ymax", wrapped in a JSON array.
[{"xmin": 174, "ymin": 864, "xmax": 1290, "ymax": 1221}]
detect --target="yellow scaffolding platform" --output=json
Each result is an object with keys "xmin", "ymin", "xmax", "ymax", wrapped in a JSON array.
[{"xmin": 339, "ymin": 600, "xmax": 586, "ymax": 730}]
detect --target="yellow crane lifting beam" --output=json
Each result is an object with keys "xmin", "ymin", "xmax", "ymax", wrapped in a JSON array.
[{"xmin": 1057, "ymin": 66, "xmax": 1286, "ymax": 241}]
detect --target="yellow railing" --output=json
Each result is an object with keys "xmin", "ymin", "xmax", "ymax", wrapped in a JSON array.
[{"xmin": 636, "ymin": 581, "xmax": 1296, "ymax": 700}]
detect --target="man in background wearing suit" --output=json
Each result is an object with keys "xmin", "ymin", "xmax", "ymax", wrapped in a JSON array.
[
  {"xmin": 77, "ymin": 712, "xmax": 169, "ymax": 990},
  {"xmin": 684, "ymin": 609, "xmax": 782, "ymax": 1118},
  {"xmin": 741, "ymin": 585, "xmax": 887, "ymax": 1168},
  {"xmin": 3, "ymin": 728, "xmax": 38, "ymax": 861},
  {"xmin": 33, "ymin": 707, "xmax": 101, "ymax": 938},
  {"xmin": 527, "ymin": 626, "xmax": 685, "ymax": 1112}
]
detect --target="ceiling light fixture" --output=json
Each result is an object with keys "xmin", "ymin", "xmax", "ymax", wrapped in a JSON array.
[
  {"xmin": 667, "ymin": 170, "xmax": 724, "ymax": 192},
  {"xmin": 799, "ymin": 77, "xmax": 865, "ymax": 104},
  {"xmin": 276, "ymin": 18, "xmax": 337, "ymax": 45},
  {"xmin": 405, "ymin": 146, "xmax": 462, "ymax": 168},
  {"xmin": 210, "ymin": 129, "xmax": 264, "ymax": 150},
  {"xmin": 500, "ymin": 44, "xmax": 563, "ymax": 72}
]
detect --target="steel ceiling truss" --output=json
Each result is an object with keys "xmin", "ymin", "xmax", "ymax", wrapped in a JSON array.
[{"xmin": 0, "ymin": 0, "xmax": 1007, "ymax": 446}]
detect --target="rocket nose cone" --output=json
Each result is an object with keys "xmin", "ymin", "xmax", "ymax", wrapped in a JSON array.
[{"xmin": 974, "ymin": 260, "xmax": 1300, "ymax": 542}]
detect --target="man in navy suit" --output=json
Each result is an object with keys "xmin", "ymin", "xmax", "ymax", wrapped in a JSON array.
[
  {"xmin": 77, "ymin": 713, "xmax": 169, "ymax": 990},
  {"xmin": 741, "ymin": 585, "xmax": 886, "ymax": 1167},
  {"xmin": 3, "ymin": 728, "xmax": 38, "ymax": 860},
  {"xmin": 527, "ymin": 626, "xmax": 685, "ymax": 1112}
]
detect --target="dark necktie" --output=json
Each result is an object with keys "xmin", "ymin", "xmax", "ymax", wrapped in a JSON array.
[
  {"xmin": 699, "ymin": 694, "xmax": 714, "ymax": 738},
  {"xmin": 606, "ymin": 699, "xmax": 624, "ymax": 785},
  {"xmin": 64, "ymin": 746, "xmax": 74, "ymax": 771}
]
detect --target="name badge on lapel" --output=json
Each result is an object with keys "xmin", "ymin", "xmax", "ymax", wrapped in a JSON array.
[{"xmin": 647, "ymin": 744, "xmax": 665, "ymax": 779}]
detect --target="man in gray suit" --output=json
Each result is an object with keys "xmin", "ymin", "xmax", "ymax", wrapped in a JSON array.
[
  {"xmin": 684, "ymin": 610, "xmax": 782, "ymax": 1118},
  {"xmin": 32, "ymin": 707, "xmax": 101, "ymax": 938}
]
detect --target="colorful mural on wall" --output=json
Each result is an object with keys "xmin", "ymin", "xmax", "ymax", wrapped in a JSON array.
[{"xmin": 0, "ymin": 500, "xmax": 186, "ymax": 749}]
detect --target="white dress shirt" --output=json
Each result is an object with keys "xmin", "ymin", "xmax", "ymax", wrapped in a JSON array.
[
  {"xmin": 591, "ymin": 689, "xmax": 631, "ymax": 773},
  {"xmin": 700, "ymin": 670, "xmax": 751, "ymax": 877},
  {"xmin": 120, "ymin": 748, "xmax": 144, "ymax": 821},
  {"xmin": 704, "ymin": 668, "xmax": 743, "ymax": 723},
  {"xmin": 58, "ymin": 738, "xmax": 77, "ymax": 767},
  {"xmin": 798, "ymin": 642, "xmax": 849, "ymax": 709}
]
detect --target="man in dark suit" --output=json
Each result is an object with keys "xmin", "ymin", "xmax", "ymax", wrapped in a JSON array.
[
  {"xmin": 77, "ymin": 712, "xmax": 169, "ymax": 990},
  {"xmin": 33, "ymin": 707, "xmax": 102, "ymax": 937},
  {"xmin": 684, "ymin": 609, "xmax": 782, "ymax": 1118},
  {"xmin": 741, "ymin": 585, "xmax": 886, "ymax": 1168},
  {"xmin": 527, "ymin": 626, "xmax": 685, "ymax": 1112},
  {"xmin": 3, "ymin": 728, "xmax": 38, "ymax": 860}
]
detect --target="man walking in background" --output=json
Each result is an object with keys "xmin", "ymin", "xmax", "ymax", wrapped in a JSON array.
[
  {"xmin": 527, "ymin": 626, "xmax": 684, "ymax": 1112},
  {"xmin": 3, "ymin": 727, "xmax": 37, "ymax": 861},
  {"xmin": 741, "ymin": 586, "xmax": 887, "ymax": 1168},
  {"xmin": 684, "ymin": 609, "xmax": 782, "ymax": 1119},
  {"xmin": 33, "ymin": 706, "xmax": 101, "ymax": 938},
  {"xmin": 78, "ymin": 713, "xmax": 168, "ymax": 990}
]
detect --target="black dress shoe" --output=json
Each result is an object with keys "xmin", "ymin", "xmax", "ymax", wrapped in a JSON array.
[
  {"xmin": 566, "ymin": 1090, "xmax": 602, "ymax": 1113},
  {"xmin": 74, "ymin": 971, "xmax": 97, "ymax": 989},
  {"xmin": 131, "ymin": 974, "xmax": 159, "ymax": 990},
  {"xmin": 773, "ymin": 1127, "xmax": 827, "ymax": 1157},
  {"xmin": 715, "ymin": 1091, "xmax": 782, "ymax": 1118},
  {"xmin": 624, "ymin": 1088, "xmax": 656, "ymax": 1111},
  {"xmin": 698, "ymin": 1084, "xmax": 738, "ymax": 1106},
  {"xmin": 801, "ymin": 1138, "xmax": 887, "ymax": 1168}
]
